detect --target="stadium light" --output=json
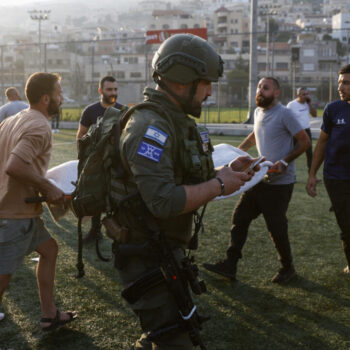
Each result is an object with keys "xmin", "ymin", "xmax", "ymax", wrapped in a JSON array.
[{"xmin": 28, "ymin": 10, "xmax": 50, "ymax": 71}]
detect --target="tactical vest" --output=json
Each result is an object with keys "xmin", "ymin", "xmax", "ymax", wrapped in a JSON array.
[{"xmin": 110, "ymin": 108, "xmax": 215, "ymax": 244}]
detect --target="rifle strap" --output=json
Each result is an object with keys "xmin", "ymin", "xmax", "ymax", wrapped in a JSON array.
[
  {"xmin": 76, "ymin": 217, "xmax": 85, "ymax": 278},
  {"xmin": 95, "ymin": 237, "xmax": 111, "ymax": 262}
]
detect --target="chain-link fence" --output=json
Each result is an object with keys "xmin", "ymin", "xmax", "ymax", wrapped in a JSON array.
[{"xmin": 0, "ymin": 36, "xmax": 347, "ymax": 120}]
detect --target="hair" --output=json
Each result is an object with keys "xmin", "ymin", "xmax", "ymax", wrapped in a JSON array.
[
  {"xmin": 99, "ymin": 76, "xmax": 116, "ymax": 89},
  {"xmin": 297, "ymin": 87, "xmax": 307, "ymax": 95},
  {"xmin": 338, "ymin": 64, "xmax": 350, "ymax": 75},
  {"xmin": 261, "ymin": 76, "xmax": 280, "ymax": 90},
  {"xmin": 25, "ymin": 72, "xmax": 61, "ymax": 104},
  {"xmin": 5, "ymin": 87, "xmax": 19, "ymax": 100}
]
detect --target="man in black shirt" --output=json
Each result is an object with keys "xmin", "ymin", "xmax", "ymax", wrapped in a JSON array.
[{"xmin": 76, "ymin": 76, "xmax": 125, "ymax": 244}]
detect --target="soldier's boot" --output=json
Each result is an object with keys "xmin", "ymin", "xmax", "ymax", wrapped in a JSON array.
[
  {"xmin": 203, "ymin": 257, "xmax": 238, "ymax": 280},
  {"xmin": 271, "ymin": 265, "xmax": 297, "ymax": 284}
]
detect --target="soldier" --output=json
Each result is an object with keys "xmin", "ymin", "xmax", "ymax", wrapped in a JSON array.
[{"xmin": 114, "ymin": 34, "xmax": 257, "ymax": 349}]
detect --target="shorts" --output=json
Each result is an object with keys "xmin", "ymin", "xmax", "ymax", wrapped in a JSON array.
[{"xmin": 0, "ymin": 217, "xmax": 51, "ymax": 275}]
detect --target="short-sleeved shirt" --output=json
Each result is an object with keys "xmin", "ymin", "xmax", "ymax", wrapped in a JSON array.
[
  {"xmin": 254, "ymin": 103, "xmax": 303, "ymax": 185},
  {"xmin": 286, "ymin": 99, "xmax": 311, "ymax": 129},
  {"xmin": 0, "ymin": 109, "xmax": 52, "ymax": 218},
  {"xmin": 0, "ymin": 101, "xmax": 29, "ymax": 123},
  {"xmin": 79, "ymin": 101, "xmax": 124, "ymax": 128},
  {"xmin": 321, "ymin": 100, "xmax": 350, "ymax": 180}
]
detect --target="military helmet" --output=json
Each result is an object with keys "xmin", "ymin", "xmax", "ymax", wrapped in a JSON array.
[{"xmin": 152, "ymin": 34, "xmax": 224, "ymax": 85}]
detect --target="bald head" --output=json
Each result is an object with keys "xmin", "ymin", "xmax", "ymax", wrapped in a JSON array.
[{"xmin": 5, "ymin": 87, "xmax": 20, "ymax": 101}]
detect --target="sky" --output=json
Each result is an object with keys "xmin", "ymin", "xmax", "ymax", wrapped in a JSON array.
[{"xmin": 1, "ymin": 0, "xmax": 54, "ymax": 4}]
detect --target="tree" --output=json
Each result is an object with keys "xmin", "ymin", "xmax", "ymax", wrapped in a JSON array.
[{"xmin": 226, "ymin": 57, "xmax": 249, "ymax": 104}]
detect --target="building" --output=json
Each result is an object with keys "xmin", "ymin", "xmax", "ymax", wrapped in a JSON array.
[
  {"xmin": 332, "ymin": 12, "xmax": 350, "ymax": 44},
  {"xmin": 212, "ymin": 4, "xmax": 250, "ymax": 53}
]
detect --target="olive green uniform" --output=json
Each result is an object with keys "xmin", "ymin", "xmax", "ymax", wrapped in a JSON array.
[{"xmin": 117, "ymin": 87, "xmax": 215, "ymax": 349}]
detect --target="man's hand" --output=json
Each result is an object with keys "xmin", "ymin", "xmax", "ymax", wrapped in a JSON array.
[
  {"xmin": 306, "ymin": 175, "xmax": 318, "ymax": 197},
  {"xmin": 268, "ymin": 160, "xmax": 287, "ymax": 175},
  {"xmin": 229, "ymin": 156, "xmax": 264, "ymax": 174},
  {"xmin": 42, "ymin": 183, "xmax": 66, "ymax": 205},
  {"xmin": 216, "ymin": 166, "xmax": 252, "ymax": 195}
]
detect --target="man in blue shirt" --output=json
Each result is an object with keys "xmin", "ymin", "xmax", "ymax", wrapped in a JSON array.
[
  {"xmin": 0, "ymin": 87, "xmax": 28, "ymax": 123},
  {"xmin": 76, "ymin": 76, "xmax": 125, "ymax": 244},
  {"xmin": 307, "ymin": 64, "xmax": 350, "ymax": 275}
]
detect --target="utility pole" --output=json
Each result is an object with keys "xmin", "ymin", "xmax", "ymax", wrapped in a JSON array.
[
  {"xmin": 28, "ymin": 10, "xmax": 50, "ymax": 71},
  {"xmin": 246, "ymin": 0, "xmax": 258, "ymax": 124},
  {"xmin": 266, "ymin": 14, "xmax": 270, "ymax": 75}
]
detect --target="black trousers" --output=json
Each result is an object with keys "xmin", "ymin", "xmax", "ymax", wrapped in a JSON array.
[
  {"xmin": 294, "ymin": 128, "xmax": 313, "ymax": 172},
  {"xmin": 324, "ymin": 178, "xmax": 350, "ymax": 266},
  {"xmin": 226, "ymin": 182, "xmax": 294, "ymax": 269}
]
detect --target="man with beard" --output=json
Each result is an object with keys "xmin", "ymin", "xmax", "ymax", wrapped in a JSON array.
[
  {"xmin": 204, "ymin": 77, "xmax": 310, "ymax": 284},
  {"xmin": 76, "ymin": 75, "xmax": 125, "ymax": 244},
  {"xmin": 306, "ymin": 64, "xmax": 350, "ymax": 276},
  {"xmin": 0, "ymin": 72, "xmax": 77, "ymax": 329},
  {"xmin": 115, "ymin": 34, "xmax": 254, "ymax": 349}
]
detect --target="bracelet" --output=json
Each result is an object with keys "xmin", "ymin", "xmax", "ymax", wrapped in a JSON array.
[
  {"xmin": 215, "ymin": 176, "xmax": 225, "ymax": 196},
  {"xmin": 280, "ymin": 159, "xmax": 288, "ymax": 167}
]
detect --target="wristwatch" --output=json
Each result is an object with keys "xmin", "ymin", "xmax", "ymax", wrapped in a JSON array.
[{"xmin": 280, "ymin": 159, "xmax": 288, "ymax": 167}]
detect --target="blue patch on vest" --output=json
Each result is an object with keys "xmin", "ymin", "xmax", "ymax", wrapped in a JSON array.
[
  {"xmin": 144, "ymin": 126, "xmax": 168, "ymax": 146},
  {"xmin": 137, "ymin": 141, "xmax": 163, "ymax": 162},
  {"xmin": 200, "ymin": 131, "xmax": 209, "ymax": 144}
]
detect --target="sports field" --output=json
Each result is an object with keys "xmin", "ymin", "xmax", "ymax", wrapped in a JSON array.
[{"xmin": 1, "ymin": 131, "xmax": 349, "ymax": 350}]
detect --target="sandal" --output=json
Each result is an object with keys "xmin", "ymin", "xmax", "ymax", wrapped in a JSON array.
[{"xmin": 40, "ymin": 309, "xmax": 77, "ymax": 332}]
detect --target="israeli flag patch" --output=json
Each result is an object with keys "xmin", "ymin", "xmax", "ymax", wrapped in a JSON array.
[
  {"xmin": 144, "ymin": 126, "xmax": 168, "ymax": 146},
  {"xmin": 137, "ymin": 141, "xmax": 163, "ymax": 162}
]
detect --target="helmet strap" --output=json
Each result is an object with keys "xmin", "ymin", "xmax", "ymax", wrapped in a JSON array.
[{"xmin": 156, "ymin": 76, "xmax": 201, "ymax": 117}]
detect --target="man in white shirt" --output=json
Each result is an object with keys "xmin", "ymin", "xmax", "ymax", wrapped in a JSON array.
[{"xmin": 287, "ymin": 87, "xmax": 317, "ymax": 173}]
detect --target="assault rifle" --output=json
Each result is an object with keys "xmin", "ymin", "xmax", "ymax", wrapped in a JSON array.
[{"xmin": 119, "ymin": 194, "xmax": 208, "ymax": 349}]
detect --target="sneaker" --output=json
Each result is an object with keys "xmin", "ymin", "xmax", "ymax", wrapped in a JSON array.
[
  {"xmin": 0, "ymin": 312, "xmax": 4, "ymax": 321},
  {"xmin": 203, "ymin": 259, "xmax": 237, "ymax": 280},
  {"xmin": 82, "ymin": 228, "xmax": 103, "ymax": 245},
  {"xmin": 343, "ymin": 266, "xmax": 350, "ymax": 275},
  {"xmin": 271, "ymin": 266, "xmax": 297, "ymax": 284}
]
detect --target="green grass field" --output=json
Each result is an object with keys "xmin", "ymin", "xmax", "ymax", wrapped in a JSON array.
[
  {"xmin": 61, "ymin": 107, "xmax": 325, "ymax": 124},
  {"xmin": 1, "ymin": 131, "xmax": 349, "ymax": 350}
]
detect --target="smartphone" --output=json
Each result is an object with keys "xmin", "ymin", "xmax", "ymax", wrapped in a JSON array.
[{"xmin": 245, "ymin": 156, "xmax": 264, "ymax": 173}]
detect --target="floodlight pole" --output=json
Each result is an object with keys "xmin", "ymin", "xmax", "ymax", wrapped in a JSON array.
[
  {"xmin": 28, "ymin": 10, "xmax": 50, "ymax": 71},
  {"xmin": 246, "ymin": 0, "xmax": 258, "ymax": 124}
]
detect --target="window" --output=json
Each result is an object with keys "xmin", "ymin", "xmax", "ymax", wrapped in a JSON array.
[
  {"xmin": 162, "ymin": 24, "xmax": 169, "ymax": 29},
  {"xmin": 116, "ymin": 71, "xmax": 125, "ymax": 79},
  {"xmin": 93, "ymin": 72, "xmax": 100, "ymax": 78},
  {"xmin": 130, "ymin": 72, "xmax": 142, "ymax": 78},
  {"xmin": 124, "ymin": 57, "xmax": 138, "ymax": 64},
  {"xmin": 180, "ymin": 24, "xmax": 188, "ymax": 29},
  {"xmin": 303, "ymin": 49, "xmax": 315, "ymax": 57},
  {"xmin": 258, "ymin": 62, "xmax": 267, "ymax": 70},
  {"xmin": 276, "ymin": 62, "xmax": 288, "ymax": 70},
  {"xmin": 303, "ymin": 63, "xmax": 315, "ymax": 71}
]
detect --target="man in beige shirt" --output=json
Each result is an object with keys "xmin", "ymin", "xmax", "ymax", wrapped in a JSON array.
[{"xmin": 0, "ymin": 72, "xmax": 77, "ymax": 331}]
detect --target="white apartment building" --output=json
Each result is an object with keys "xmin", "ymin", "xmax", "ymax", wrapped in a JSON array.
[
  {"xmin": 148, "ymin": 9, "xmax": 204, "ymax": 30},
  {"xmin": 332, "ymin": 12, "xmax": 350, "ymax": 44},
  {"xmin": 212, "ymin": 4, "xmax": 250, "ymax": 53}
]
